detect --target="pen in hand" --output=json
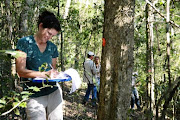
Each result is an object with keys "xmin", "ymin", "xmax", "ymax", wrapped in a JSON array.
[
  {"xmin": 49, "ymin": 64, "xmax": 54, "ymax": 70},
  {"xmin": 49, "ymin": 64, "xmax": 59, "ymax": 78}
]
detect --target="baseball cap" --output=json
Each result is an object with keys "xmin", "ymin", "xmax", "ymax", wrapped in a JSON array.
[
  {"xmin": 88, "ymin": 51, "xmax": 94, "ymax": 56},
  {"xmin": 133, "ymin": 72, "xmax": 138, "ymax": 76}
]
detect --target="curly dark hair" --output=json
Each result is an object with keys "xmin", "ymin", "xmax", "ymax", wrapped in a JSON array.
[{"xmin": 38, "ymin": 10, "xmax": 61, "ymax": 31}]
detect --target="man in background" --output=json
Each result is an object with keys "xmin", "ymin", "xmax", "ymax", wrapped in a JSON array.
[
  {"xmin": 131, "ymin": 72, "xmax": 141, "ymax": 110},
  {"xmin": 82, "ymin": 51, "xmax": 98, "ymax": 107}
]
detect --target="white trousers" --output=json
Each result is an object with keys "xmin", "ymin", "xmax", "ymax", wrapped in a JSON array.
[{"xmin": 26, "ymin": 85, "xmax": 63, "ymax": 120}]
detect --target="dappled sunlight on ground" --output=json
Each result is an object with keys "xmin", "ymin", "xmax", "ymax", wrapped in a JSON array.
[{"xmin": 62, "ymin": 82, "xmax": 97, "ymax": 120}]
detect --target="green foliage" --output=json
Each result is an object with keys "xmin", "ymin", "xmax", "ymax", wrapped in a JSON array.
[
  {"xmin": 28, "ymin": 87, "xmax": 40, "ymax": 92},
  {"xmin": 0, "ymin": 99, "xmax": 6, "ymax": 109},
  {"xmin": 0, "ymin": 50, "xmax": 26, "ymax": 58},
  {"xmin": 62, "ymin": 2, "xmax": 103, "ymax": 71},
  {"xmin": 0, "ymin": 62, "xmax": 53, "ymax": 116},
  {"xmin": 38, "ymin": 62, "xmax": 48, "ymax": 72},
  {"xmin": 134, "ymin": 0, "xmax": 180, "ymax": 119},
  {"xmin": 0, "ymin": 90, "xmax": 30, "ymax": 116}
]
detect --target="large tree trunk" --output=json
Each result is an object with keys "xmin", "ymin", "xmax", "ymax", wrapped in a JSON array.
[{"xmin": 98, "ymin": 0, "xmax": 135, "ymax": 119}]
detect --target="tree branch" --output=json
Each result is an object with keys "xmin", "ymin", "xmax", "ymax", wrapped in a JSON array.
[
  {"xmin": 157, "ymin": 77, "xmax": 180, "ymax": 107},
  {"xmin": 146, "ymin": 0, "xmax": 180, "ymax": 28},
  {"xmin": 160, "ymin": 77, "xmax": 180, "ymax": 119},
  {"xmin": 0, "ymin": 97, "xmax": 28, "ymax": 116}
]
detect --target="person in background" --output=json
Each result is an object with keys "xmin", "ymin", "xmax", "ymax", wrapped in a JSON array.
[
  {"xmin": 16, "ymin": 10, "xmax": 63, "ymax": 119},
  {"xmin": 131, "ymin": 72, "xmax": 141, "ymax": 110},
  {"xmin": 94, "ymin": 56, "xmax": 101, "ymax": 90},
  {"xmin": 82, "ymin": 51, "xmax": 98, "ymax": 107}
]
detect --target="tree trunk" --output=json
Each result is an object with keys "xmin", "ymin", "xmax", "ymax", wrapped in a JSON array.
[
  {"xmin": 63, "ymin": 0, "xmax": 71, "ymax": 19},
  {"xmin": 166, "ymin": 0, "xmax": 171, "ymax": 87},
  {"xmin": 149, "ymin": 2, "xmax": 155, "ymax": 118},
  {"xmin": 57, "ymin": 0, "xmax": 65, "ymax": 71},
  {"xmin": 145, "ymin": 3, "xmax": 150, "ymax": 114},
  {"xmin": 74, "ymin": 46, "xmax": 79, "ymax": 69},
  {"xmin": 146, "ymin": 0, "xmax": 155, "ymax": 118},
  {"xmin": 19, "ymin": 0, "xmax": 30, "ymax": 37},
  {"xmin": 0, "ymin": 0, "xmax": 13, "ymax": 97},
  {"xmin": 161, "ymin": 1, "xmax": 171, "ymax": 119},
  {"xmin": 98, "ymin": 0, "xmax": 135, "ymax": 119}
]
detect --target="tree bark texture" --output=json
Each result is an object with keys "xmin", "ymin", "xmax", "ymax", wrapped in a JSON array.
[
  {"xmin": 0, "ymin": 0, "xmax": 13, "ymax": 97},
  {"xmin": 98, "ymin": 0, "xmax": 135, "ymax": 119}
]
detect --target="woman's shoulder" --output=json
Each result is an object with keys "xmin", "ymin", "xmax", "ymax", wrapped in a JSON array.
[
  {"xmin": 47, "ymin": 41, "xmax": 57, "ymax": 47},
  {"xmin": 18, "ymin": 35, "xmax": 34, "ymax": 43}
]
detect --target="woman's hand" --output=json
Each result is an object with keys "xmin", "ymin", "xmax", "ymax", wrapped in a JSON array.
[
  {"xmin": 50, "ymin": 69, "xmax": 59, "ymax": 78},
  {"xmin": 42, "ymin": 69, "xmax": 59, "ymax": 79},
  {"xmin": 40, "ymin": 71, "xmax": 50, "ymax": 78}
]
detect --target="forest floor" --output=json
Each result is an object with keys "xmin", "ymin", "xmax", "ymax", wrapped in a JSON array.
[
  {"xmin": 62, "ymin": 82, "xmax": 146, "ymax": 120},
  {"xmin": 5, "ymin": 81, "xmax": 145, "ymax": 120},
  {"xmin": 62, "ymin": 82, "xmax": 98, "ymax": 120}
]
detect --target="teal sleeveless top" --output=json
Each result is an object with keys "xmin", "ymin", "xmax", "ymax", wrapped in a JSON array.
[{"xmin": 16, "ymin": 35, "xmax": 59, "ymax": 97}]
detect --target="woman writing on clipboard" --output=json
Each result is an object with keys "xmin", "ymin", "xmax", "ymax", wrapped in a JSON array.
[{"xmin": 16, "ymin": 10, "xmax": 63, "ymax": 119}]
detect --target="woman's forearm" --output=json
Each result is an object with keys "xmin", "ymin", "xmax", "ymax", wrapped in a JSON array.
[{"xmin": 17, "ymin": 69, "xmax": 50, "ymax": 78}]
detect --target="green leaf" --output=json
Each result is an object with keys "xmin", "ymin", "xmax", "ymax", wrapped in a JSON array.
[
  {"xmin": 38, "ymin": 63, "xmax": 48, "ymax": 72},
  {"xmin": 0, "ymin": 50, "xmax": 26, "ymax": 58},
  {"xmin": 159, "ymin": 2, "xmax": 163, "ymax": 5},
  {"xmin": 13, "ymin": 102, "xmax": 18, "ymax": 107},
  {"xmin": 170, "ymin": 9, "xmax": 174, "ymax": 12},
  {"xmin": 0, "ymin": 104, "xmax": 4, "ymax": 109},
  {"xmin": 21, "ymin": 91, "xmax": 31, "ymax": 95},
  {"xmin": 19, "ymin": 102, "xmax": 27, "ymax": 108},
  {"xmin": 28, "ymin": 86, "xmax": 40, "ymax": 92},
  {"xmin": 22, "ymin": 95, "xmax": 29, "ymax": 99},
  {"xmin": 14, "ymin": 108, "xmax": 20, "ymax": 115},
  {"xmin": 14, "ymin": 97, "xmax": 20, "ymax": 102},
  {"xmin": 0, "ymin": 99, "xmax": 6, "ymax": 104}
]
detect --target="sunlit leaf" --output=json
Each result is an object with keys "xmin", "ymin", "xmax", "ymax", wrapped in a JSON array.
[
  {"xmin": 14, "ymin": 97, "xmax": 20, "ymax": 102},
  {"xmin": 28, "ymin": 86, "xmax": 40, "ymax": 92},
  {"xmin": 13, "ymin": 102, "xmax": 18, "ymax": 107},
  {"xmin": 21, "ymin": 91, "xmax": 31, "ymax": 95},
  {"xmin": 0, "ymin": 99, "xmax": 6, "ymax": 104},
  {"xmin": 0, "ymin": 50, "xmax": 26, "ymax": 58},
  {"xmin": 19, "ymin": 102, "xmax": 27, "ymax": 108},
  {"xmin": 0, "ymin": 104, "xmax": 4, "ymax": 109},
  {"xmin": 159, "ymin": 2, "xmax": 163, "ymax": 5},
  {"xmin": 14, "ymin": 108, "xmax": 20, "ymax": 115},
  {"xmin": 22, "ymin": 95, "xmax": 29, "ymax": 99}
]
